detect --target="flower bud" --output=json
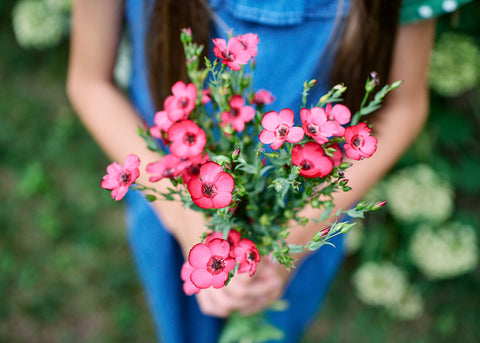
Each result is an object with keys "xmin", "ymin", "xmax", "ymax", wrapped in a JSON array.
[
  {"xmin": 372, "ymin": 200, "xmax": 387, "ymax": 210},
  {"xmin": 312, "ymin": 227, "xmax": 330, "ymax": 242},
  {"xmin": 259, "ymin": 214, "xmax": 271, "ymax": 226},
  {"xmin": 284, "ymin": 209, "xmax": 294, "ymax": 219}
]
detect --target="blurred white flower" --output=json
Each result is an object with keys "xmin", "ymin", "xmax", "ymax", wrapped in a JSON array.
[
  {"xmin": 409, "ymin": 222, "xmax": 479, "ymax": 280},
  {"xmin": 344, "ymin": 221, "xmax": 364, "ymax": 255},
  {"xmin": 429, "ymin": 32, "xmax": 480, "ymax": 97},
  {"xmin": 352, "ymin": 262, "xmax": 408, "ymax": 308},
  {"xmin": 13, "ymin": 0, "xmax": 66, "ymax": 49},
  {"xmin": 114, "ymin": 37, "xmax": 132, "ymax": 89},
  {"xmin": 384, "ymin": 164, "xmax": 454, "ymax": 224},
  {"xmin": 386, "ymin": 287, "xmax": 424, "ymax": 320},
  {"xmin": 46, "ymin": 0, "xmax": 72, "ymax": 12}
]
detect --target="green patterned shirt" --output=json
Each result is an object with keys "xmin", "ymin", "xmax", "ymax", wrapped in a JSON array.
[{"xmin": 400, "ymin": 0, "xmax": 473, "ymax": 23}]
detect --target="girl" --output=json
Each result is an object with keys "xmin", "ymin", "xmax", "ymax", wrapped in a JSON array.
[{"xmin": 66, "ymin": 0, "xmax": 466, "ymax": 341}]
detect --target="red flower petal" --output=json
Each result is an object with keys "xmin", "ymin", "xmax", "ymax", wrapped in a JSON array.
[
  {"xmin": 208, "ymin": 238, "xmax": 231, "ymax": 257},
  {"xmin": 286, "ymin": 126, "xmax": 304, "ymax": 143},
  {"xmin": 199, "ymin": 162, "xmax": 223, "ymax": 183},
  {"xmin": 212, "ymin": 191, "xmax": 233, "ymax": 209},
  {"xmin": 278, "ymin": 108, "xmax": 294, "ymax": 126},
  {"xmin": 191, "ymin": 269, "xmax": 213, "ymax": 289},
  {"xmin": 188, "ymin": 243, "xmax": 212, "ymax": 268},
  {"xmin": 261, "ymin": 111, "xmax": 280, "ymax": 131}
]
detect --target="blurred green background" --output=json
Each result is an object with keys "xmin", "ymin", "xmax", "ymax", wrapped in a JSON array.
[{"xmin": 1, "ymin": 0, "xmax": 479, "ymax": 342}]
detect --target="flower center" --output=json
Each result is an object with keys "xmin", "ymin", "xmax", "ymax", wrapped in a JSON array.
[
  {"xmin": 118, "ymin": 171, "xmax": 132, "ymax": 185},
  {"xmin": 178, "ymin": 97, "xmax": 189, "ymax": 109},
  {"xmin": 163, "ymin": 168, "xmax": 175, "ymax": 178},
  {"xmin": 189, "ymin": 164, "xmax": 200, "ymax": 176},
  {"xmin": 222, "ymin": 50, "xmax": 234, "ymax": 62},
  {"xmin": 308, "ymin": 124, "xmax": 319, "ymax": 135},
  {"xmin": 246, "ymin": 251, "xmax": 257, "ymax": 263},
  {"xmin": 207, "ymin": 256, "xmax": 225, "ymax": 274},
  {"xmin": 230, "ymin": 108, "xmax": 240, "ymax": 118},
  {"xmin": 301, "ymin": 160, "xmax": 313, "ymax": 170},
  {"xmin": 183, "ymin": 132, "xmax": 196, "ymax": 145},
  {"xmin": 276, "ymin": 124, "xmax": 289, "ymax": 138},
  {"xmin": 201, "ymin": 182, "xmax": 218, "ymax": 198},
  {"xmin": 352, "ymin": 135, "xmax": 363, "ymax": 147}
]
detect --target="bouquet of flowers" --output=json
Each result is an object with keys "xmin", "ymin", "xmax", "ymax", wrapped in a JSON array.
[{"xmin": 101, "ymin": 28, "xmax": 398, "ymax": 341}]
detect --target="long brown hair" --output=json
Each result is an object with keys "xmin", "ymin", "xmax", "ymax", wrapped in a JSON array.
[{"xmin": 146, "ymin": 0, "xmax": 401, "ymax": 112}]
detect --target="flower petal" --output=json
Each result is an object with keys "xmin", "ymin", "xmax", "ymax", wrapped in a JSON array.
[
  {"xmin": 286, "ymin": 126, "xmax": 304, "ymax": 143},
  {"xmin": 261, "ymin": 111, "xmax": 280, "ymax": 131},
  {"xmin": 328, "ymin": 104, "xmax": 351, "ymax": 124},
  {"xmin": 208, "ymin": 238, "xmax": 231, "ymax": 257},
  {"xmin": 191, "ymin": 269, "xmax": 213, "ymax": 289},
  {"xmin": 212, "ymin": 191, "xmax": 233, "ymax": 209},
  {"xmin": 211, "ymin": 273, "xmax": 228, "ymax": 288},
  {"xmin": 259, "ymin": 129, "xmax": 275, "ymax": 144},
  {"xmin": 278, "ymin": 108, "xmax": 295, "ymax": 126},
  {"xmin": 188, "ymin": 243, "xmax": 212, "ymax": 268},
  {"xmin": 199, "ymin": 162, "xmax": 223, "ymax": 183},
  {"xmin": 214, "ymin": 172, "xmax": 234, "ymax": 192}
]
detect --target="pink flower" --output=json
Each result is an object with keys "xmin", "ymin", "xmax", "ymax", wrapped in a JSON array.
[
  {"xmin": 205, "ymin": 229, "xmax": 241, "ymax": 250},
  {"xmin": 327, "ymin": 143, "xmax": 344, "ymax": 167},
  {"xmin": 232, "ymin": 239, "xmax": 261, "ymax": 276},
  {"xmin": 201, "ymin": 88, "xmax": 211, "ymax": 105},
  {"xmin": 181, "ymin": 153, "xmax": 210, "ymax": 183},
  {"xmin": 168, "ymin": 120, "xmax": 207, "ymax": 159},
  {"xmin": 188, "ymin": 238, "xmax": 236, "ymax": 289},
  {"xmin": 324, "ymin": 103, "xmax": 351, "ymax": 137},
  {"xmin": 343, "ymin": 122, "xmax": 377, "ymax": 160},
  {"xmin": 252, "ymin": 89, "xmax": 275, "ymax": 106},
  {"xmin": 237, "ymin": 33, "xmax": 259, "ymax": 59},
  {"xmin": 150, "ymin": 110, "xmax": 174, "ymax": 139},
  {"xmin": 291, "ymin": 143, "xmax": 333, "ymax": 178},
  {"xmin": 187, "ymin": 161, "xmax": 234, "ymax": 209},
  {"xmin": 164, "ymin": 81, "xmax": 197, "ymax": 121},
  {"xmin": 212, "ymin": 37, "xmax": 252, "ymax": 71},
  {"xmin": 300, "ymin": 107, "xmax": 337, "ymax": 144},
  {"xmin": 181, "ymin": 261, "xmax": 201, "ymax": 295},
  {"xmin": 101, "ymin": 154, "xmax": 140, "ymax": 201},
  {"xmin": 221, "ymin": 95, "xmax": 255, "ymax": 132},
  {"xmin": 146, "ymin": 154, "xmax": 185, "ymax": 182},
  {"xmin": 259, "ymin": 109, "xmax": 304, "ymax": 150}
]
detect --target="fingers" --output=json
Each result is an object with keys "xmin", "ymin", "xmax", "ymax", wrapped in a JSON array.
[{"xmin": 194, "ymin": 260, "xmax": 289, "ymax": 317}]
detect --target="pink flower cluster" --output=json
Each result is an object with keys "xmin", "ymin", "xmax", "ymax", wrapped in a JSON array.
[
  {"xmin": 181, "ymin": 229, "xmax": 261, "ymax": 295},
  {"xmin": 212, "ymin": 33, "xmax": 259, "ymax": 71},
  {"xmin": 258, "ymin": 103, "xmax": 377, "ymax": 178}
]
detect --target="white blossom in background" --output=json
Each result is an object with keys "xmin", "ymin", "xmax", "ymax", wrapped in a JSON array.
[
  {"xmin": 383, "ymin": 164, "xmax": 454, "ymax": 224},
  {"xmin": 429, "ymin": 32, "xmax": 480, "ymax": 97},
  {"xmin": 409, "ymin": 222, "xmax": 479, "ymax": 280},
  {"xmin": 386, "ymin": 287, "xmax": 424, "ymax": 320},
  {"xmin": 352, "ymin": 262, "xmax": 409, "ymax": 308},
  {"xmin": 12, "ymin": 0, "xmax": 71, "ymax": 49},
  {"xmin": 46, "ymin": 0, "xmax": 72, "ymax": 12},
  {"xmin": 344, "ymin": 221, "xmax": 364, "ymax": 255},
  {"xmin": 114, "ymin": 37, "xmax": 132, "ymax": 89}
]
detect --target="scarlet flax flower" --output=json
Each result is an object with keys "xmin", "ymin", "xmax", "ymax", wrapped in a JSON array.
[
  {"xmin": 343, "ymin": 122, "xmax": 377, "ymax": 160},
  {"xmin": 181, "ymin": 261, "xmax": 201, "ymax": 295},
  {"xmin": 188, "ymin": 238, "xmax": 236, "ymax": 289},
  {"xmin": 221, "ymin": 95, "xmax": 255, "ymax": 132},
  {"xmin": 252, "ymin": 89, "xmax": 275, "ymax": 106},
  {"xmin": 291, "ymin": 143, "xmax": 333, "ymax": 178},
  {"xmin": 237, "ymin": 33, "xmax": 259, "ymax": 59},
  {"xmin": 187, "ymin": 161, "xmax": 234, "ymax": 209},
  {"xmin": 300, "ymin": 107, "xmax": 336, "ymax": 144},
  {"xmin": 259, "ymin": 109, "xmax": 304, "ymax": 150},
  {"xmin": 101, "ymin": 154, "xmax": 140, "ymax": 201},
  {"xmin": 181, "ymin": 153, "xmax": 210, "ymax": 183},
  {"xmin": 212, "ymin": 37, "xmax": 252, "ymax": 71},
  {"xmin": 168, "ymin": 120, "xmax": 207, "ymax": 159},
  {"xmin": 146, "ymin": 154, "xmax": 185, "ymax": 182},
  {"xmin": 324, "ymin": 103, "xmax": 351, "ymax": 137},
  {"xmin": 232, "ymin": 239, "xmax": 261, "ymax": 276},
  {"xmin": 150, "ymin": 110, "xmax": 174, "ymax": 139},
  {"xmin": 164, "ymin": 81, "xmax": 197, "ymax": 121}
]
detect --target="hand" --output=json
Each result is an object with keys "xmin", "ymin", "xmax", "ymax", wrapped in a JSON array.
[{"xmin": 195, "ymin": 258, "xmax": 290, "ymax": 318}]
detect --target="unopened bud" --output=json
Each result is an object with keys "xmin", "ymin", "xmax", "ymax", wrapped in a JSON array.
[
  {"xmin": 372, "ymin": 200, "xmax": 387, "ymax": 210},
  {"xmin": 232, "ymin": 148, "xmax": 240, "ymax": 159},
  {"xmin": 308, "ymin": 79, "xmax": 317, "ymax": 87},
  {"xmin": 312, "ymin": 227, "xmax": 330, "ymax": 242},
  {"xmin": 339, "ymin": 179, "xmax": 349, "ymax": 187}
]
